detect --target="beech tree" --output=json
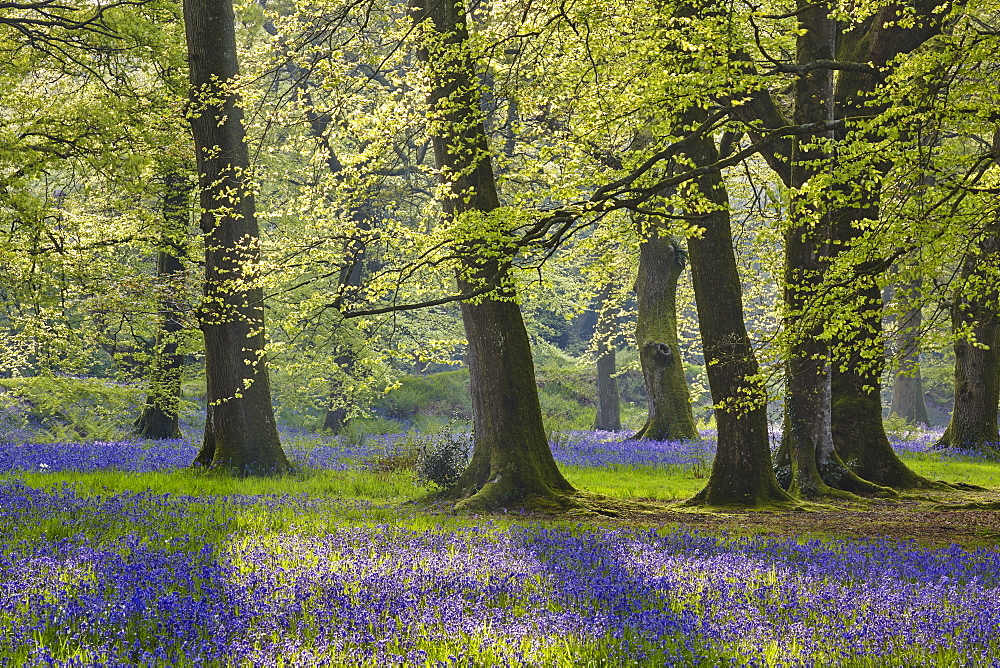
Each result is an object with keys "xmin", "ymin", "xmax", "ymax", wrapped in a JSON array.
[
  {"xmin": 632, "ymin": 227, "xmax": 698, "ymax": 440},
  {"xmin": 410, "ymin": 0, "xmax": 575, "ymax": 511},
  {"xmin": 681, "ymin": 124, "xmax": 794, "ymax": 507},
  {"xmin": 183, "ymin": 0, "xmax": 290, "ymax": 472},
  {"xmin": 593, "ymin": 283, "xmax": 622, "ymax": 431},
  {"xmin": 134, "ymin": 171, "xmax": 190, "ymax": 439},
  {"xmin": 936, "ymin": 229, "xmax": 1000, "ymax": 451},
  {"xmin": 888, "ymin": 281, "xmax": 931, "ymax": 426}
]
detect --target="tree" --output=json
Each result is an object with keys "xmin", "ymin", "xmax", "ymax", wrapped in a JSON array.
[
  {"xmin": 738, "ymin": 0, "xmax": 946, "ymax": 492},
  {"xmin": 888, "ymin": 281, "xmax": 931, "ymax": 426},
  {"xmin": 682, "ymin": 125, "xmax": 794, "ymax": 507},
  {"xmin": 935, "ymin": 229, "xmax": 1000, "ymax": 452},
  {"xmin": 632, "ymin": 225, "xmax": 698, "ymax": 440},
  {"xmin": 183, "ymin": 0, "xmax": 290, "ymax": 472},
  {"xmin": 772, "ymin": 0, "xmax": 892, "ymax": 497},
  {"xmin": 410, "ymin": 0, "xmax": 575, "ymax": 511},
  {"xmin": 823, "ymin": 0, "xmax": 945, "ymax": 489}
]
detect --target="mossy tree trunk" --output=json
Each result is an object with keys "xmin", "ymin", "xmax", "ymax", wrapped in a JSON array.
[
  {"xmin": 681, "ymin": 127, "xmax": 793, "ymax": 507},
  {"xmin": 412, "ymin": 0, "xmax": 574, "ymax": 511},
  {"xmin": 778, "ymin": 0, "xmax": 889, "ymax": 498},
  {"xmin": 135, "ymin": 171, "xmax": 188, "ymax": 440},
  {"xmin": 185, "ymin": 0, "xmax": 290, "ymax": 473},
  {"xmin": 831, "ymin": 282, "xmax": 936, "ymax": 488},
  {"xmin": 594, "ymin": 283, "xmax": 622, "ymax": 431},
  {"xmin": 936, "ymin": 233, "xmax": 1000, "ymax": 452},
  {"xmin": 632, "ymin": 227, "xmax": 697, "ymax": 441},
  {"xmin": 827, "ymin": 3, "xmax": 945, "ymax": 488}
]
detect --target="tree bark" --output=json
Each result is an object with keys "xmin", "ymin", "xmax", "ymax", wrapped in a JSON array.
[
  {"xmin": 831, "ymin": 283, "xmax": 935, "ymax": 488},
  {"xmin": 681, "ymin": 126, "xmax": 793, "ymax": 507},
  {"xmin": 412, "ymin": 0, "xmax": 574, "ymax": 511},
  {"xmin": 135, "ymin": 172, "xmax": 187, "ymax": 440},
  {"xmin": 593, "ymin": 283, "xmax": 622, "ymax": 431},
  {"xmin": 777, "ymin": 0, "xmax": 889, "ymax": 497},
  {"xmin": 184, "ymin": 0, "xmax": 290, "ymax": 473},
  {"xmin": 632, "ymin": 227, "xmax": 698, "ymax": 440},
  {"xmin": 936, "ymin": 234, "xmax": 1000, "ymax": 452},
  {"xmin": 825, "ymin": 0, "xmax": 944, "ymax": 488}
]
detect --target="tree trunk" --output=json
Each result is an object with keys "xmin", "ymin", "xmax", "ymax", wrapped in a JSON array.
[
  {"xmin": 322, "ymin": 350, "xmax": 354, "ymax": 434},
  {"xmin": 593, "ymin": 284, "xmax": 622, "ymax": 431},
  {"xmin": 681, "ymin": 128, "xmax": 793, "ymax": 507},
  {"xmin": 633, "ymin": 227, "xmax": 698, "ymax": 440},
  {"xmin": 412, "ymin": 0, "xmax": 574, "ymax": 511},
  {"xmin": 184, "ymin": 0, "xmax": 290, "ymax": 473},
  {"xmin": 778, "ymin": 0, "xmax": 889, "ymax": 497},
  {"xmin": 135, "ymin": 172, "xmax": 187, "ymax": 440},
  {"xmin": 889, "ymin": 285, "xmax": 930, "ymax": 425},
  {"xmin": 831, "ymin": 283, "xmax": 936, "ymax": 488},
  {"xmin": 825, "ymin": 0, "xmax": 944, "ymax": 488},
  {"xmin": 936, "ymin": 234, "xmax": 1000, "ymax": 452}
]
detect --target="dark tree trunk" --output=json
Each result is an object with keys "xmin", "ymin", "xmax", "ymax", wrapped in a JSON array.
[
  {"xmin": 593, "ymin": 284, "xmax": 622, "ymax": 431},
  {"xmin": 135, "ymin": 172, "xmax": 188, "ymax": 440},
  {"xmin": 739, "ymin": 0, "xmax": 943, "ymax": 495},
  {"xmin": 826, "ymin": 3, "xmax": 946, "ymax": 487},
  {"xmin": 412, "ymin": 0, "xmax": 573, "ymax": 511},
  {"xmin": 632, "ymin": 228, "xmax": 698, "ymax": 440},
  {"xmin": 681, "ymin": 129, "xmax": 793, "ymax": 507},
  {"xmin": 889, "ymin": 283, "xmax": 930, "ymax": 425},
  {"xmin": 184, "ymin": 0, "xmax": 290, "ymax": 473},
  {"xmin": 936, "ymin": 234, "xmax": 1000, "ymax": 452},
  {"xmin": 831, "ymin": 284, "xmax": 935, "ymax": 488},
  {"xmin": 778, "ymin": 0, "xmax": 888, "ymax": 497}
]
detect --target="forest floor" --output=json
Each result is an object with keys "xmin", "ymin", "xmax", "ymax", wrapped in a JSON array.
[{"xmin": 599, "ymin": 489, "xmax": 1000, "ymax": 548}]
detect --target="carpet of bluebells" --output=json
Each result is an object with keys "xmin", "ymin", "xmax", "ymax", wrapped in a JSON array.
[{"xmin": 1, "ymin": 432, "xmax": 999, "ymax": 665}]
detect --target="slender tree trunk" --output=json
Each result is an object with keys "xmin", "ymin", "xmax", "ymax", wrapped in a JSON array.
[
  {"xmin": 681, "ymin": 128, "xmax": 793, "ymax": 507},
  {"xmin": 135, "ymin": 172, "xmax": 188, "ymax": 440},
  {"xmin": 412, "ymin": 0, "xmax": 573, "ymax": 511},
  {"xmin": 289, "ymin": 66, "xmax": 372, "ymax": 434},
  {"xmin": 593, "ymin": 283, "xmax": 622, "ymax": 431},
  {"xmin": 889, "ymin": 282, "xmax": 930, "ymax": 425},
  {"xmin": 632, "ymin": 227, "xmax": 698, "ymax": 440},
  {"xmin": 184, "ymin": 0, "xmax": 289, "ymax": 473},
  {"xmin": 936, "ymin": 234, "xmax": 1000, "ymax": 452}
]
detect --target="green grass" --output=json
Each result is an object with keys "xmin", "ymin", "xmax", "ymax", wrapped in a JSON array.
[
  {"xmin": 561, "ymin": 464, "xmax": 708, "ymax": 500},
  {"xmin": 8, "ymin": 468, "xmax": 427, "ymax": 501},
  {"xmin": 900, "ymin": 451, "xmax": 1000, "ymax": 488},
  {"xmin": 8, "ymin": 450, "xmax": 999, "ymax": 509}
]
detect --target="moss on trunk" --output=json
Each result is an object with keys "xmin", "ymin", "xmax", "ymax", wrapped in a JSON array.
[
  {"xmin": 633, "ymin": 231, "xmax": 697, "ymax": 441},
  {"xmin": 679, "ymin": 129, "xmax": 792, "ymax": 508},
  {"xmin": 414, "ymin": 0, "xmax": 575, "ymax": 511},
  {"xmin": 594, "ymin": 285, "xmax": 622, "ymax": 431}
]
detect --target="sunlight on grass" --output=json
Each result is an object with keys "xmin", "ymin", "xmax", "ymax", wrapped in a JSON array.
[
  {"xmin": 900, "ymin": 452, "xmax": 1000, "ymax": 488},
  {"xmin": 561, "ymin": 464, "xmax": 706, "ymax": 500}
]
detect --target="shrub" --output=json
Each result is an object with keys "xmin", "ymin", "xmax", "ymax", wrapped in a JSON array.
[{"xmin": 416, "ymin": 430, "xmax": 472, "ymax": 490}]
